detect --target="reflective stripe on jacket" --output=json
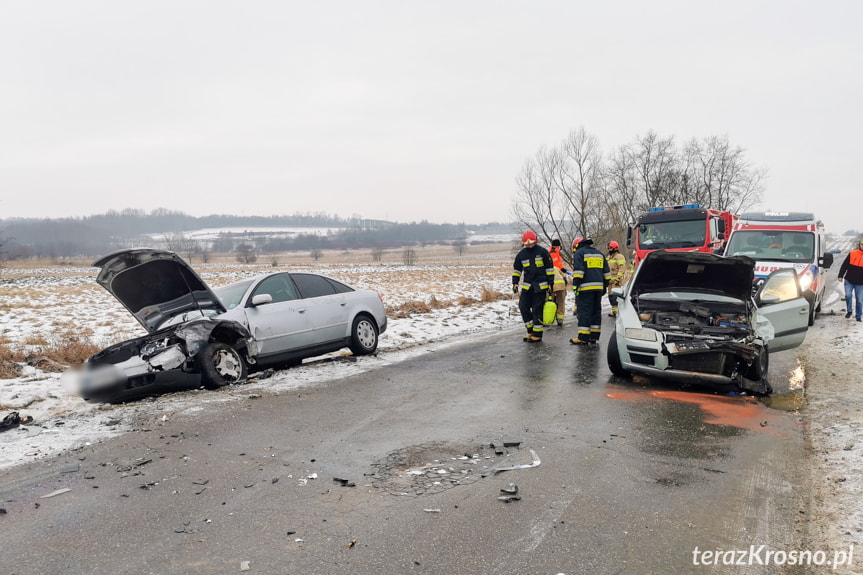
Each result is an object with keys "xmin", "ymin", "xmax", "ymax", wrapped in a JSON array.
[
  {"xmin": 572, "ymin": 246, "xmax": 611, "ymax": 292},
  {"xmin": 513, "ymin": 244, "xmax": 555, "ymax": 291},
  {"xmin": 607, "ymin": 252, "xmax": 628, "ymax": 286}
]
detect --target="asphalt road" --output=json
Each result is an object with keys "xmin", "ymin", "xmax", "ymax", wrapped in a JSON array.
[{"xmin": 0, "ymin": 317, "xmax": 815, "ymax": 575}]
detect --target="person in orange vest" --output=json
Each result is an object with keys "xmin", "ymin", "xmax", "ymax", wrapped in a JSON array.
[
  {"xmin": 512, "ymin": 230, "xmax": 555, "ymax": 342},
  {"xmin": 605, "ymin": 241, "xmax": 628, "ymax": 317},
  {"xmin": 839, "ymin": 238, "xmax": 863, "ymax": 321},
  {"xmin": 548, "ymin": 239, "xmax": 572, "ymax": 326}
]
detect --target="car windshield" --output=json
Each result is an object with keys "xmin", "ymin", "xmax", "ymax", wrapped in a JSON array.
[
  {"xmin": 725, "ymin": 231, "xmax": 814, "ymax": 262},
  {"xmin": 214, "ymin": 279, "xmax": 255, "ymax": 309},
  {"xmin": 637, "ymin": 219, "xmax": 705, "ymax": 249}
]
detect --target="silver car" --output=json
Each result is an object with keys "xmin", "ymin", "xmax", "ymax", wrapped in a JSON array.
[
  {"xmin": 74, "ymin": 248, "xmax": 387, "ymax": 402},
  {"xmin": 606, "ymin": 250, "xmax": 809, "ymax": 395}
]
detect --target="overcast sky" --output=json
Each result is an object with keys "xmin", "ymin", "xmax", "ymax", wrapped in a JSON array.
[{"xmin": 1, "ymin": 1, "xmax": 861, "ymax": 232}]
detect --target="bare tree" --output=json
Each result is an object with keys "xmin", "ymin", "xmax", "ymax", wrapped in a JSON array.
[
  {"xmin": 371, "ymin": 247, "xmax": 384, "ymax": 262},
  {"xmin": 235, "ymin": 243, "xmax": 257, "ymax": 264},
  {"xmin": 402, "ymin": 247, "xmax": 417, "ymax": 266},
  {"xmin": 161, "ymin": 232, "xmax": 200, "ymax": 262},
  {"xmin": 310, "ymin": 248, "xmax": 323, "ymax": 261},
  {"xmin": 686, "ymin": 135, "xmax": 765, "ymax": 213},
  {"xmin": 561, "ymin": 127, "xmax": 610, "ymax": 240}
]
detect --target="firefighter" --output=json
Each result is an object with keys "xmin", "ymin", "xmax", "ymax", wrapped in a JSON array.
[
  {"xmin": 569, "ymin": 237, "xmax": 611, "ymax": 346},
  {"xmin": 548, "ymin": 239, "xmax": 571, "ymax": 326},
  {"xmin": 512, "ymin": 230, "xmax": 555, "ymax": 342},
  {"xmin": 605, "ymin": 240, "xmax": 628, "ymax": 317}
]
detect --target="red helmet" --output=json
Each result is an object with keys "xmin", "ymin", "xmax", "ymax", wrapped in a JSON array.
[
  {"xmin": 521, "ymin": 230, "xmax": 537, "ymax": 246},
  {"xmin": 607, "ymin": 241, "xmax": 620, "ymax": 251},
  {"xmin": 571, "ymin": 237, "xmax": 583, "ymax": 250}
]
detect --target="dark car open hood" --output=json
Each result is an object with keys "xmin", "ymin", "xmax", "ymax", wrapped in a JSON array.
[
  {"xmin": 632, "ymin": 251, "xmax": 755, "ymax": 301},
  {"xmin": 93, "ymin": 248, "xmax": 226, "ymax": 334}
]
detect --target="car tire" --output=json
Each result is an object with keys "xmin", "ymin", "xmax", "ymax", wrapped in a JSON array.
[
  {"xmin": 349, "ymin": 314, "xmax": 378, "ymax": 355},
  {"xmin": 606, "ymin": 331, "xmax": 629, "ymax": 378},
  {"xmin": 198, "ymin": 342, "xmax": 247, "ymax": 389},
  {"xmin": 743, "ymin": 345, "xmax": 771, "ymax": 395},
  {"xmin": 808, "ymin": 305, "xmax": 816, "ymax": 326}
]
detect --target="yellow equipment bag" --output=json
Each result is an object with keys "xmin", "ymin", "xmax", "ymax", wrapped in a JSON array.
[{"xmin": 542, "ymin": 300, "xmax": 557, "ymax": 325}]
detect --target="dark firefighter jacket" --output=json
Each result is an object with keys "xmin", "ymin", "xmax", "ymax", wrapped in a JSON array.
[
  {"xmin": 839, "ymin": 248, "xmax": 863, "ymax": 285},
  {"xmin": 571, "ymin": 245, "xmax": 611, "ymax": 292},
  {"xmin": 513, "ymin": 245, "xmax": 555, "ymax": 292}
]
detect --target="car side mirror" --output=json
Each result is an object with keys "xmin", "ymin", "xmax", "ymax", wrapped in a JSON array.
[
  {"xmin": 251, "ymin": 293, "xmax": 273, "ymax": 306},
  {"xmin": 821, "ymin": 252, "xmax": 834, "ymax": 269},
  {"xmin": 759, "ymin": 294, "xmax": 780, "ymax": 306},
  {"xmin": 611, "ymin": 287, "xmax": 624, "ymax": 297}
]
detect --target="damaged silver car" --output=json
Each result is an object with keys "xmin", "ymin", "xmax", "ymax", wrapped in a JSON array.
[
  {"xmin": 71, "ymin": 248, "xmax": 386, "ymax": 403},
  {"xmin": 606, "ymin": 250, "xmax": 809, "ymax": 395}
]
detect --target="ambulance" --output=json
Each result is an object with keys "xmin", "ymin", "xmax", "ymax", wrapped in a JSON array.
[{"xmin": 723, "ymin": 212, "xmax": 834, "ymax": 325}]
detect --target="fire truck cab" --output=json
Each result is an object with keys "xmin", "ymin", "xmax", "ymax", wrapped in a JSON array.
[
  {"xmin": 627, "ymin": 204, "xmax": 736, "ymax": 265},
  {"xmin": 723, "ymin": 211, "xmax": 833, "ymax": 326}
]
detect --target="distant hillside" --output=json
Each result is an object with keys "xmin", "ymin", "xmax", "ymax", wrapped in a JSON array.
[{"xmin": 0, "ymin": 209, "xmax": 512, "ymax": 260}]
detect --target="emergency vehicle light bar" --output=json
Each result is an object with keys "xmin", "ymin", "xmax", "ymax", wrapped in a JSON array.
[{"xmin": 647, "ymin": 203, "xmax": 700, "ymax": 212}]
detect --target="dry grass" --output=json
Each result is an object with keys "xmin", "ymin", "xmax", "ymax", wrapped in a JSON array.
[
  {"xmin": 0, "ymin": 342, "xmax": 23, "ymax": 378},
  {"xmin": 0, "ymin": 331, "xmax": 102, "ymax": 379},
  {"xmin": 387, "ymin": 300, "xmax": 432, "ymax": 319},
  {"xmin": 480, "ymin": 285, "xmax": 510, "ymax": 303}
]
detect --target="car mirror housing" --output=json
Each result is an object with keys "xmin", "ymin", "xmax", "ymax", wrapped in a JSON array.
[
  {"xmin": 251, "ymin": 293, "xmax": 273, "ymax": 306},
  {"xmin": 759, "ymin": 294, "xmax": 780, "ymax": 306}
]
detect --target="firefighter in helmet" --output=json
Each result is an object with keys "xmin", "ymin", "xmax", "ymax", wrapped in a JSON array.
[
  {"xmin": 605, "ymin": 240, "xmax": 628, "ymax": 317},
  {"xmin": 512, "ymin": 230, "xmax": 555, "ymax": 342},
  {"xmin": 570, "ymin": 237, "xmax": 611, "ymax": 346}
]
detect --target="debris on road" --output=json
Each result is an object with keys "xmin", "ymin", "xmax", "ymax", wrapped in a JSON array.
[
  {"xmin": 40, "ymin": 488, "xmax": 71, "ymax": 498},
  {"xmin": 500, "ymin": 483, "xmax": 519, "ymax": 495},
  {"xmin": 497, "ymin": 495, "xmax": 521, "ymax": 503},
  {"xmin": 484, "ymin": 449, "xmax": 541, "ymax": 476},
  {"xmin": 1, "ymin": 412, "xmax": 33, "ymax": 432}
]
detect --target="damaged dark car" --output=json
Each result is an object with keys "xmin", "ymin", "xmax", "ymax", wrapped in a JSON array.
[
  {"xmin": 606, "ymin": 250, "xmax": 810, "ymax": 395},
  {"xmin": 69, "ymin": 248, "xmax": 387, "ymax": 403}
]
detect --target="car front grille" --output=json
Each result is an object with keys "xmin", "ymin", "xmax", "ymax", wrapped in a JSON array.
[{"xmin": 669, "ymin": 352, "xmax": 726, "ymax": 375}]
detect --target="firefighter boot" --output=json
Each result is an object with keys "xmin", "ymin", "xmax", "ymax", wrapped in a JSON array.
[{"xmin": 608, "ymin": 307, "xmax": 617, "ymax": 317}]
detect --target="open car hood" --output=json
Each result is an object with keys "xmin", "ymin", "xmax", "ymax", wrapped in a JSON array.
[
  {"xmin": 93, "ymin": 248, "xmax": 226, "ymax": 334},
  {"xmin": 632, "ymin": 250, "xmax": 755, "ymax": 301}
]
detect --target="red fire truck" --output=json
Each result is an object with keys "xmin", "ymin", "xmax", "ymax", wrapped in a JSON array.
[{"xmin": 627, "ymin": 204, "xmax": 738, "ymax": 265}]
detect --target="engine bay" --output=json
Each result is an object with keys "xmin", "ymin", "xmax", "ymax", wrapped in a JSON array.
[{"xmin": 634, "ymin": 298, "xmax": 752, "ymax": 340}]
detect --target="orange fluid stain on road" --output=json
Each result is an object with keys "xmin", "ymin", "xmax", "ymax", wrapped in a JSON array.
[{"xmin": 606, "ymin": 387, "xmax": 790, "ymax": 437}]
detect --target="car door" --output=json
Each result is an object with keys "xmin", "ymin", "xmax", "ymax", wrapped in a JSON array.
[
  {"xmin": 755, "ymin": 268, "xmax": 810, "ymax": 352},
  {"xmin": 290, "ymin": 273, "xmax": 350, "ymax": 344},
  {"xmin": 240, "ymin": 273, "xmax": 310, "ymax": 355}
]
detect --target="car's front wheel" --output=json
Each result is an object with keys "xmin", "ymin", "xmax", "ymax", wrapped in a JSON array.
[
  {"xmin": 742, "ymin": 344, "xmax": 772, "ymax": 395},
  {"xmin": 198, "ymin": 342, "xmax": 248, "ymax": 389},
  {"xmin": 606, "ymin": 331, "xmax": 630, "ymax": 378},
  {"xmin": 349, "ymin": 314, "xmax": 379, "ymax": 355}
]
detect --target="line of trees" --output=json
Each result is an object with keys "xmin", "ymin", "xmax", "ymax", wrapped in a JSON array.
[
  {"xmin": 0, "ymin": 213, "xmax": 477, "ymax": 261},
  {"xmin": 512, "ymin": 127, "xmax": 767, "ymax": 253}
]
